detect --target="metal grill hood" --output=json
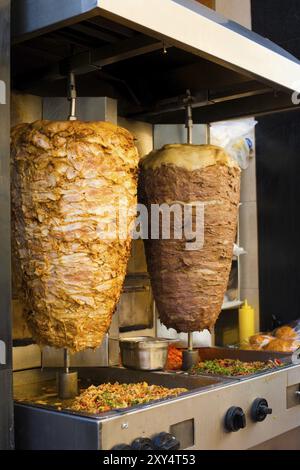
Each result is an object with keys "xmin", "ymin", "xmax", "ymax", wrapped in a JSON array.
[{"xmin": 11, "ymin": 0, "xmax": 300, "ymax": 122}]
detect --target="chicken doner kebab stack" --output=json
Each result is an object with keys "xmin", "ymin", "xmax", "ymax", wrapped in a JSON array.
[
  {"xmin": 139, "ymin": 144, "xmax": 241, "ymax": 333},
  {"xmin": 11, "ymin": 121, "xmax": 138, "ymax": 351}
]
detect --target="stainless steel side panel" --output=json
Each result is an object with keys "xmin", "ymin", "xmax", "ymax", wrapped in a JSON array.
[
  {"xmin": 0, "ymin": 370, "xmax": 13, "ymax": 449},
  {"xmin": 14, "ymin": 404, "xmax": 101, "ymax": 450},
  {"xmin": 0, "ymin": 0, "xmax": 13, "ymax": 450}
]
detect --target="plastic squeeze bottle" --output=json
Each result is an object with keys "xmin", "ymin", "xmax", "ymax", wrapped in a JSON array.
[{"xmin": 239, "ymin": 300, "xmax": 255, "ymax": 343}]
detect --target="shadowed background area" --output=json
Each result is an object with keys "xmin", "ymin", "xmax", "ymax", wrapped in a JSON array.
[{"xmin": 252, "ymin": 0, "xmax": 300, "ymax": 330}]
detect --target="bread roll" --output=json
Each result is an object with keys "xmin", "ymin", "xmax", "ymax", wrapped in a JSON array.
[
  {"xmin": 264, "ymin": 339, "xmax": 300, "ymax": 352},
  {"xmin": 274, "ymin": 326, "xmax": 298, "ymax": 340},
  {"xmin": 249, "ymin": 334, "xmax": 275, "ymax": 349}
]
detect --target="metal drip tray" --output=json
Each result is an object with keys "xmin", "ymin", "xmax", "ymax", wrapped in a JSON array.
[
  {"xmin": 14, "ymin": 366, "xmax": 231, "ymax": 418},
  {"xmin": 13, "ymin": 364, "xmax": 300, "ymax": 450},
  {"xmin": 188, "ymin": 347, "xmax": 293, "ymax": 381}
]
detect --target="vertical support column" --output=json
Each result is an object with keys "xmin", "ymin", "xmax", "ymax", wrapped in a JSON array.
[{"xmin": 0, "ymin": 0, "xmax": 14, "ymax": 450}]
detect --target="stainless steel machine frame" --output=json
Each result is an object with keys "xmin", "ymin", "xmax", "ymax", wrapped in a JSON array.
[
  {"xmin": 3, "ymin": 0, "xmax": 300, "ymax": 450},
  {"xmin": 0, "ymin": 0, "xmax": 13, "ymax": 451},
  {"xmin": 13, "ymin": 362, "xmax": 300, "ymax": 450}
]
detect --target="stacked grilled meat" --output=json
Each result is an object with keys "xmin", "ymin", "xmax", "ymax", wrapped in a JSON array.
[
  {"xmin": 139, "ymin": 144, "xmax": 241, "ymax": 332},
  {"xmin": 11, "ymin": 121, "xmax": 138, "ymax": 351},
  {"xmin": 12, "ymin": 120, "xmax": 240, "ymax": 349}
]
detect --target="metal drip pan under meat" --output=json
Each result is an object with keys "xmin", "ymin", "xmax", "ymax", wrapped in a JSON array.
[
  {"xmin": 187, "ymin": 347, "xmax": 293, "ymax": 381},
  {"xmin": 13, "ymin": 362, "xmax": 300, "ymax": 450},
  {"xmin": 14, "ymin": 366, "xmax": 231, "ymax": 419}
]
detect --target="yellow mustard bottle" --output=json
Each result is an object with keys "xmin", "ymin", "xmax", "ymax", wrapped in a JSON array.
[{"xmin": 239, "ymin": 300, "xmax": 255, "ymax": 343}]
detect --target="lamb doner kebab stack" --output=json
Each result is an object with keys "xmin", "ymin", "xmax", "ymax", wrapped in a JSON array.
[
  {"xmin": 139, "ymin": 144, "xmax": 241, "ymax": 333},
  {"xmin": 11, "ymin": 121, "xmax": 138, "ymax": 351}
]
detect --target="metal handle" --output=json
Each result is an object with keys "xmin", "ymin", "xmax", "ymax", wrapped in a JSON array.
[{"xmin": 295, "ymin": 391, "xmax": 300, "ymax": 397}]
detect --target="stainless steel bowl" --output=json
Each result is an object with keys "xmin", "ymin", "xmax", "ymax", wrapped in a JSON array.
[{"xmin": 119, "ymin": 337, "xmax": 172, "ymax": 371}]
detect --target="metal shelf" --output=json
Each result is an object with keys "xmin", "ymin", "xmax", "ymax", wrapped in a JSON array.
[{"xmin": 222, "ymin": 300, "xmax": 243, "ymax": 311}]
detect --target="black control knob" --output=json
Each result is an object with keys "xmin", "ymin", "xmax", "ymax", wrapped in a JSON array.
[
  {"xmin": 131, "ymin": 437, "xmax": 155, "ymax": 450},
  {"xmin": 152, "ymin": 432, "xmax": 180, "ymax": 450},
  {"xmin": 251, "ymin": 398, "xmax": 272, "ymax": 422},
  {"xmin": 225, "ymin": 406, "xmax": 246, "ymax": 432},
  {"xmin": 111, "ymin": 444, "xmax": 132, "ymax": 450}
]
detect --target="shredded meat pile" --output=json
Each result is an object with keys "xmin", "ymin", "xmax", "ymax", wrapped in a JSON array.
[
  {"xmin": 190, "ymin": 358, "xmax": 282, "ymax": 377},
  {"xmin": 71, "ymin": 382, "xmax": 187, "ymax": 413}
]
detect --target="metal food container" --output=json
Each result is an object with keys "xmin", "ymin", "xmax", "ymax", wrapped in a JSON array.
[{"xmin": 119, "ymin": 337, "xmax": 171, "ymax": 371}]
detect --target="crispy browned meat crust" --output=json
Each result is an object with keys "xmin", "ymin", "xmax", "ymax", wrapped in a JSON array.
[
  {"xmin": 139, "ymin": 144, "xmax": 240, "ymax": 332},
  {"xmin": 11, "ymin": 120, "xmax": 139, "ymax": 351}
]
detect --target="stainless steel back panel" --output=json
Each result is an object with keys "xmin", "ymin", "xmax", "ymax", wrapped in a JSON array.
[{"xmin": 43, "ymin": 97, "xmax": 118, "ymax": 123}]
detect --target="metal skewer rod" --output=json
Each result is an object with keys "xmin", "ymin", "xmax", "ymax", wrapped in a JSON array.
[
  {"xmin": 185, "ymin": 89, "xmax": 194, "ymax": 355},
  {"xmin": 185, "ymin": 89, "xmax": 193, "ymax": 145},
  {"xmin": 58, "ymin": 71, "xmax": 79, "ymax": 399},
  {"xmin": 58, "ymin": 348, "xmax": 78, "ymax": 399},
  {"xmin": 68, "ymin": 71, "xmax": 77, "ymax": 121},
  {"xmin": 64, "ymin": 348, "xmax": 70, "ymax": 374},
  {"xmin": 188, "ymin": 332, "xmax": 193, "ymax": 352}
]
